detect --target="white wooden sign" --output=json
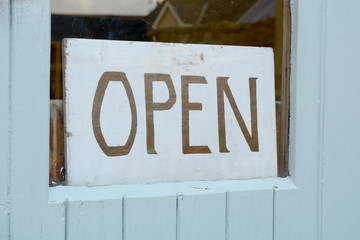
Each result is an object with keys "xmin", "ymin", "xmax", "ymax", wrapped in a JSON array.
[{"xmin": 63, "ymin": 39, "xmax": 277, "ymax": 186}]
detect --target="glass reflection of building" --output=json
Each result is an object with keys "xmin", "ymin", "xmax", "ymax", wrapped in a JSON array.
[{"xmin": 50, "ymin": 0, "xmax": 287, "ymax": 185}]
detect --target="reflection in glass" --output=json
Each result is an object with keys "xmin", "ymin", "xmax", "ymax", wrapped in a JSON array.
[{"xmin": 50, "ymin": 0, "xmax": 289, "ymax": 185}]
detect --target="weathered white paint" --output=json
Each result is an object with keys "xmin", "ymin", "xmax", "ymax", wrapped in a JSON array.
[
  {"xmin": 1, "ymin": 0, "xmax": 360, "ymax": 239},
  {"xmin": 63, "ymin": 39, "xmax": 277, "ymax": 186}
]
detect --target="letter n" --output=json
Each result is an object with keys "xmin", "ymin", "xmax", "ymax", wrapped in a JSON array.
[{"xmin": 217, "ymin": 77, "xmax": 259, "ymax": 152}]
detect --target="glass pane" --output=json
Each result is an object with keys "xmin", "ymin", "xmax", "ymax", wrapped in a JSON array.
[{"xmin": 50, "ymin": 0, "xmax": 290, "ymax": 186}]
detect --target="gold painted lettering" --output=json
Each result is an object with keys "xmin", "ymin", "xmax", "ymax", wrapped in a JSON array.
[
  {"xmin": 145, "ymin": 73, "xmax": 176, "ymax": 154},
  {"xmin": 92, "ymin": 72, "xmax": 137, "ymax": 156},
  {"xmin": 181, "ymin": 76, "xmax": 212, "ymax": 154},
  {"xmin": 217, "ymin": 77, "xmax": 259, "ymax": 152}
]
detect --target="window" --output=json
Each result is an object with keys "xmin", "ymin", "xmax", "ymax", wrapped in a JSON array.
[{"xmin": 49, "ymin": 0, "xmax": 291, "ymax": 186}]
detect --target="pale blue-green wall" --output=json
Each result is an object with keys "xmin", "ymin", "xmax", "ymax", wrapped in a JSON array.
[
  {"xmin": 0, "ymin": 0, "xmax": 10, "ymax": 239},
  {"xmin": 321, "ymin": 1, "xmax": 360, "ymax": 238},
  {"xmin": 0, "ymin": 0, "xmax": 360, "ymax": 239}
]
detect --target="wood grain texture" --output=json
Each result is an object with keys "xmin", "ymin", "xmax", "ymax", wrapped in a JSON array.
[
  {"xmin": 0, "ymin": 0, "xmax": 10, "ymax": 238},
  {"xmin": 227, "ymin": 190, "xmax": 273, "ymax": 240},
  {"xmin": 321, "ymin": 1, "xmax": 360, "ymax": 238},
  {"xmin": 8, "ymin": 0, "xmax": 50, "ymax": 238},
  {"xmin": 49, "ymin": 100, "xmax": 65, "ymax": 185},
  {"xmin": 66, "ymin": 199, "xmax": 122, "ymax": 240},
  {"xmin": 177, "ymin": 192, "xmax": 226, "ymax": 240},
  {"xmin": 278, "ymin": 0, "xmax": 291, "ymax": 177},
  {"xmin": 124, "ymin": 195, "xmax": 176, "ymax": 240}
]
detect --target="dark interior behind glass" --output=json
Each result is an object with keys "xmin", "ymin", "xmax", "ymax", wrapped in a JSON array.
[{"xmin": 49, "ymin": 0, "xmax": 290, "ymax": 186}]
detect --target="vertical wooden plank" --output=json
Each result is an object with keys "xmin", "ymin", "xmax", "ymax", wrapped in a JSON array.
[
  {"xmin": 321, "ymin": 1, "xmax": 360, "ymax": 239},
  {"xmin": 0, "ymin": 206, "xmax": 9, "ymax": 240},
  {"xmin": 228, "ymin": 190, "xmax": 273, "ymax": 240},
  {"xmin": 278, "ymin": 0, "xmax": 291, "ymax": 177},
  {"xmin": 41, "ymin": 203, "xmax": 66, "ymax": 240},
  {"xmin": 274, "ymin": 0, "xmax": 323, "ymax": 239},
  {"xmin": 124, "ymin": 196, "xmax": 176, "ymax": 240},
  {"xmin": 49, "ymin": 100, "xmax": 65, "ymax": 186},
  {"xmin": 273, "ymin": 188, "xmax": 296, "ymax": 240},
  {"xmin": 0, "ymin": 0, "xmax": 10, "ymax": 239},
  {"xmin": 66, "ymin": 199, "xmax": 122, "ymax": 240},
  {"xmin": 177, "ymin": 192, "xmax": 226, "ymax": 240},
  {"xmin": 9, "ymin": 0, "xmax": 50, "ymax": 238}
]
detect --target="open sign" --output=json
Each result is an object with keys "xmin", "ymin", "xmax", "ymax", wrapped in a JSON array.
[
  {"xmin": 64, "ymin": 39, "xmax": 277, "ymax": 186},
  {"xmin": 92, "ymin": 72, "xmax": 259, "ymax": 156}
]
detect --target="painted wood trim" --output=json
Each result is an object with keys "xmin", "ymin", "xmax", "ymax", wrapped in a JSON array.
[
  {"xmin": 274, "ymin": 0, "xmax": 323, "ymax": 239},
  {"xmin": 0, "ymin": 0, "xmax": 10, "ymax": 238},
  {"xmin": 8, "ymin": 0, "xmax": 50, "ymax": 239},
  {"xmin": 124, "ymin": 195, "xmax": 176, "ymax": 240},
  {"xmin": 178, "ymin": 193, "xmax": 226, "ymax": 240},
  {"xmin": 49, "ymin": 178, "xmax": 295, "ymax": 203},
  {"xmin": 42, "ymin": 202, "xmax": 66, "ymax": 240},
  {"xmin": 66, "ymin": 199, "xmax": 122, "ymax": 240},
  {"xmin": 228, "ymin": 189, "xmax": 274, "ymax": 240},
  {"xmin": 49, "ymin": 178, "xmax": 288, "ymax": 240}
]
